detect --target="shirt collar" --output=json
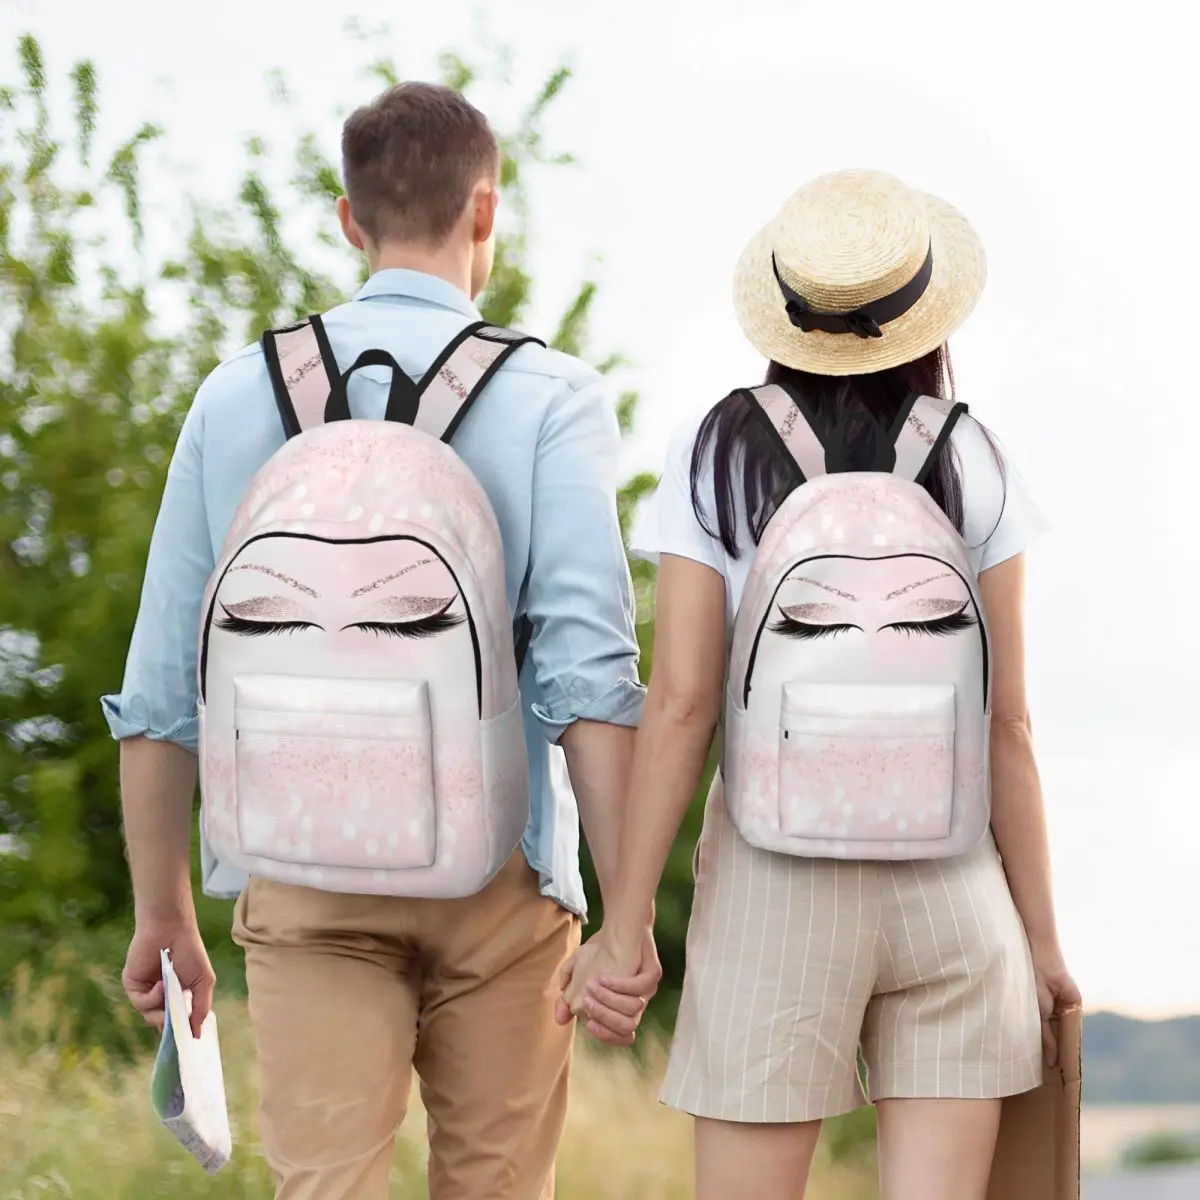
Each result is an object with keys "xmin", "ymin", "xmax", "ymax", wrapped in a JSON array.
[{"xmin": 354, "ymin": 268, "xmax": 481, "ymax": 319}]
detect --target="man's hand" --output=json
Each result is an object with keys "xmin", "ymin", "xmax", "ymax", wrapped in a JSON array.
[
  {"xmin": 123, "ymin": 918, "xmax": 215, "ymax": 1040},
  {"xmin": 555, "ymin": 925, "xmax": 661, "ymax": 1047}
]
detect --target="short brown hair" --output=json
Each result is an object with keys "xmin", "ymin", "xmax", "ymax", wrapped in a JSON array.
[{"xmin": 341, "ymin": 82, "xmax": 499, "ymax": 246}]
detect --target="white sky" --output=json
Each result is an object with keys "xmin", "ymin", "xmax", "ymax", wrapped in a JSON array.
[{"xmin": 4, "ymin": 0, "xmax": 1198, "ymax": 1018}]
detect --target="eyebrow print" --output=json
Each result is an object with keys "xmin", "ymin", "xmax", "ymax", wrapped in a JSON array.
[
  {"xmin": 883, "ymin": 573, "xmax": 952, "ymax": 601},
  {"xmin": 232, "ymin": 564, "xmax": 318, "ymax": 598},
  {"xmin": 792, "ymin": 577, "xmax": 858, "ymax": 602},
  {"xmin": 350, "ymin": 558, "xmax": 437, "ymax": 598}
]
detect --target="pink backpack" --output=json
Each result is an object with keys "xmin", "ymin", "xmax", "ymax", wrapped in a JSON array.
[
  {"xmin": 197, "ymin": 315, "xmax": 541, "ymax": 897},
  {"xmin": 723, "ymin": 384, "xmax": 991, "ymax": 860}
]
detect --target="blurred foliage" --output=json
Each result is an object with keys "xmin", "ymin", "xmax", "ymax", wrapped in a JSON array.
[
  {"xmin": 1121, "ymin": 1130, "xmax": 1200, "ymax": 1169},
  {"xmin": 0, "ymin": 29, "xmax": 722, "ymax": 1044}
]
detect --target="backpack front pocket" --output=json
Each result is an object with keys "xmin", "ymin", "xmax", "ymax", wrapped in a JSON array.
[
  {"xmin": 233, "ymin": 674, "xmax": 436, "ymax": 871},
  {"xmin": 777, "ymin": 682, "xmax": 955, "ymax": 844}
]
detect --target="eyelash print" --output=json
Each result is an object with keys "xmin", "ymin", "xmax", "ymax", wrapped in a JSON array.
[
  {"xmin": 343, "ymin": 611, "xmax": 466, "ymax": 639},
  {"xmin": 883, "ymin": 609, "xmax": 977, "ymax": 637},
  {"xmin": 215, "ymin": 608, "xmax": 322, "ymax": 637},
  {"xmin": 768, "ymin": 611, "xmax": 861, "ymax": 641}
]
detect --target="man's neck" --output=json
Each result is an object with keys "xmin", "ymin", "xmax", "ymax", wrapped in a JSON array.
[{"xmin": 366, "ymin": 241, "xmax": 473, "ymax": 299}]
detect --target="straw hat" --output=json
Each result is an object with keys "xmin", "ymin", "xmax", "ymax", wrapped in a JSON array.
[{"xmin": 733, "ymin": 169, "xmax": 986, "ymax": 376}]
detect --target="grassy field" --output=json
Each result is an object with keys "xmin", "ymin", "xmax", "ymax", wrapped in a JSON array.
[{"xmin": 0, "ymin": 966, "xmax": 877, "ymax": 1199}]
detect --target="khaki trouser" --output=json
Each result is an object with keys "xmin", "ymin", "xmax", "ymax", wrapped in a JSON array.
[{"xmin": 232, "ymin": 851, "xmax": 581, "ymax": 1200}]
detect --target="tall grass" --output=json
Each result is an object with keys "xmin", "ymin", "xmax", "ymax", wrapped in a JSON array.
[{"xmin": 0, "ymin": 966, "xmax": 877, "ymax": 1198}]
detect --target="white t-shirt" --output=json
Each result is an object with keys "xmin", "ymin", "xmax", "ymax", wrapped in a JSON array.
[{"xmin": 630, "ymin": 409, "xmax": 1048, "ymax": 622}]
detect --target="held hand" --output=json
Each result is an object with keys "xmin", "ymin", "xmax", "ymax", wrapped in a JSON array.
[
  {"xmin": 1031, "ymin": 944, "xmax": 1082, "ymax": 1067},
  {"xmin": 123, "ymin": 918, "xmax": 215, "ymax": 1040},
  {"xmin": 555, "ymin": 927, "xmax": 661, "ymax": 1047}
]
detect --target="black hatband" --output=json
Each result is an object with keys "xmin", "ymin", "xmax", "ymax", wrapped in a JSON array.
[{"xmin": 771, "ymin": 243, "xmax": 934, "ymax": 340}]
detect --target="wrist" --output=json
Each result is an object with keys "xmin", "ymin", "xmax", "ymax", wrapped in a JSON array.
[
  {"xmin": 134, "ymin": 893, "xmax": 196, "ymax": 930},
  {"xmin": 1024, "ymin": 927, "xmax": 1063, "ymax": 960},
  {"xmin": 607, "ymin": 905, "xmax": 653, "ymax": 949}
]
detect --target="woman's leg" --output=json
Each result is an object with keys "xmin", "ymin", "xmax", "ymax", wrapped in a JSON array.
[
  {"xmin": 875, "ymin": 1098, "xmax": 1001, "ymax": 1200},
  {"xmin": 695, "ymin": 1117, "xmax": 823, "ymax": 1200},
  {"xmin": 864, "ymin": 844, "xmax": 1043, "ymax": 1200}
]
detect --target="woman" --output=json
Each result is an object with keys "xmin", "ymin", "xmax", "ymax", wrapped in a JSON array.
[{"xmin": 562, "ymin": 169, "xmax": 1080, "ymax": 1199}]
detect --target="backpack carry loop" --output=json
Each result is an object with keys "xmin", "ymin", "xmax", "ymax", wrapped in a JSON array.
[{"xmin": 324, "ymin": 347, "xmax": 421, "ymax": 426}]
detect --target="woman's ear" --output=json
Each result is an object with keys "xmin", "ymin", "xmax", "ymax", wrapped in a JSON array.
[{"xmin": 336, "ymin": 195, "xmax": 367, "ymax": 252}]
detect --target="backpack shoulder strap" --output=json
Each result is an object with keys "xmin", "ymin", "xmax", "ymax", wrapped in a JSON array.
[
  {"xmin": 261, "ymin": 315, "xmax": 341, "ymax": 439},
  {"xmin": 740, "ymin": 383, "xmax": 828, "ymax": 484},
  {"xmin": 262, "ymin": 317, "xmax": 544, "ymax": 442},
  {"xmin": 414, "ymin": 322, "xmax": 545, "ymax": 443},
  {"xmin": 889, "ymin": 393, "xmax": 969, "ymax": 485}
]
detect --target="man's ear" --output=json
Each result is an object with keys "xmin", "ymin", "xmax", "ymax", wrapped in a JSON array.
[
  {"xmin": 337, "ymin": 196, "xmax": 367, "ymax": 251},
  {"xmin": 473, "ymin": 181, "xmax": 498, "ymax": 246}
]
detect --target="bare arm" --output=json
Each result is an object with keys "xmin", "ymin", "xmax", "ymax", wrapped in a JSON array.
[
  {"xmin": 979, "ymin": 554, "xmax": 1058, "ymax": 949},
  {"xmin": 120, "ymin": 737, "xmax": 198, "ymax": 925},
  {"xmin": 981, "ymin": 553, "xmax": 1080, "ymax": 1060},
  {"xmin": 559, "ymin": 720, "xmax": 636, "ymax": 904},
  {"xmin": 105, "ymin": 396, "xmax": 217, "ymax": 1035},
  {"xmin": 605, "ymin": 554, "xmax": 727, "ymax": 950}
]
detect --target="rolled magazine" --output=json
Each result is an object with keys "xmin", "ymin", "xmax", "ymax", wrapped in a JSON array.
[{"xmin": 149, "ymin": 948, "xmax": 232, "ymax": 1174}]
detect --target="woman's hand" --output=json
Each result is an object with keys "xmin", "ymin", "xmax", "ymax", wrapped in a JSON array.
[
  {"xmin": 1030, "ymin": 942, "xmax": 1082, "ymax": 1066},
  {"xmin": 555, "ymin": 926, "xmax": 660, "ymax": 1047}
]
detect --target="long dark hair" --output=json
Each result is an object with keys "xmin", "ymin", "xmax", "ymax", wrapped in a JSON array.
[{"xmin": 690, "ymin": 345, "xmax": 1000, "ymax": 557}]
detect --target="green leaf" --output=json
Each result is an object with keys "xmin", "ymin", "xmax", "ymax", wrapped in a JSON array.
[
  {"xmin": 264, "ymin": 67, "xmax": 290, "ymax": 105},
  {"xmin": 366, "ymin": 59, "xmax": 401, "ymax": 89},
  {"xmin": 616, "ymin": 389, "xmax": 641, "ymax": 436},
  {"xmin": 526, "ymin": 65, "xmax": 572, "ymax": 123},
  {"xmin": 550, "ymin": 280, "xmax": 597, "ymax": 357},
  {"xmin": 18, "ymin": 34, "xmax": 45, "ymax": 100},
  {"xmin": 104, "ymin": 123, "xmax": 162, "ymax": 247},
  {"xmin": 437, "ymin": 52, "xmax": 474, "ymax": 93},
  {"xmin": 69, "ymin": 61, "xmax": 97, "ymax": 165}
]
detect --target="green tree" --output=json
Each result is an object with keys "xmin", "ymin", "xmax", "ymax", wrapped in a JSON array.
[{"xmin": 1, "ymin": 30, "xmax": 716, "ymax": 1045}]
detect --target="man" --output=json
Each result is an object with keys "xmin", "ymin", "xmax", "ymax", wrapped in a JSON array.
[{"xmin": 104, "ymin": 82, "xmax": 660, "ymax": 1199}]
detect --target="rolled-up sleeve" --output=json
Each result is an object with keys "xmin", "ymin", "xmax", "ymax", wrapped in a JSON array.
[
  {"xmin": 525, "ymin": 374, "xmax": 646, "ymax": 741},
  {"xmin": 100, "ymin": 397, "xmax": 214, "ymax": 754}
]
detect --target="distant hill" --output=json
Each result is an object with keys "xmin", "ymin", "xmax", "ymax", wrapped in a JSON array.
[{"xmin": 1085, "ymin": 1013, "xmax": 1200, "ymax": 1105}]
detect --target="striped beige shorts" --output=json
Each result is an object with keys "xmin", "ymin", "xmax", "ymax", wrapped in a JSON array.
[{"xmin": 660, "ymin": 774, "xmax": 1043, "ymax": 1123}]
